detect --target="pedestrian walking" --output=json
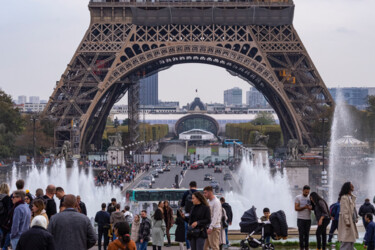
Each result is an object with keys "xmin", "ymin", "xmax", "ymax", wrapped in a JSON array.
[
  {"xmin": 108, "ymin": 222, "xmax": 136, "ymax": 250},
  {"xmin": 152, "ymin": 208, "xmax": 166, "ymax": 250},
  {"xmin": 328, "ymin": 200, "xmax": 340, "ymax": 243},
  {"xmin": 48, "ymin": 194, "xmax": 97, "ymax": 250},
  {"xmin": 43, "ymin": 185, "xmax": 57, "ymax": 219},
  {"xmin": 182, "ymin": 192, "xmax": 211, "ymax": 250},
  {"xmin": 337, "ymin": 182, "xmax": 359, "ymax": 250},
  {"xmin": 220, "ymin": 197, "xmax": 232, "ymax": 247},
  {"xmin": 95, "ymin": 203, "xmax": 111, "ymax": 250},
  {"xmin": 164, "ymin": 200, "xmax": 174, "ymax": 247},
  {"xmin": 31, "ymin": 199, "xmax": 49, "ymax": 226},
  {"xmin": 131, "ymin": 214, "xmax": 141, "ymax": 250},
  {"xmin": 175, "ymin": 209, "xmax": 186, "ymax": 250},
  {"xmin": 364, "ymin": 213, "xmax": 375, "ymax": 250},
  {"xmin": 294, "ymin": 185, "xmax": 312, "ymax": 250},
  {"xmin": 359, "ymin": 198, "xmax": 375, "ymax": 229},
  {"xmin": 107, "ymin": 198, "xmax": 117, "ymax": 215},
  {"xmin": 310, "ymin": 192, "xmax": 330, "ymax": 250},
  {"xmin": 110, "ymin": 204, "xmax": 126, "ymax": 240},
  {"xmin": 0, "ymin": 183, "xmax": 12, "ymax": 248},
  {"xmin": 203, "ymin": 186, "xmax": 222, "ymax": 250},
  {"xmin": 16, "ymin": 215, "xmax": 55, "ymax": 250},
  {"xmin": 10, "ymin": 191, "xmax": 31, "ymax": 249},
  {"xmin": 138, "ymin": 210, "xmax": 151, "ymax": 250},
  {"xmin": 124, "ymin": 206, "xmax": 134, "ymax": 226},
  {"xmin": 181, "ymin": 181, "xmax": 199, "ymax": 250}
]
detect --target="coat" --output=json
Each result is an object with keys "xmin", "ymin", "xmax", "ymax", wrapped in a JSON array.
[
  {"xmin": 164, "ymin": 206, "xmax": 174, "ymax": 228},
  {"xmin": 131, "ymin": 220, "xmax": 140, "ymax": 242},
  {"xmin": 338, "ymin": 194, "xmax": 359, "ymax": 242},
  {"xmin": 187, "ymin": 203, "xmax": 211, "ymax": 239},
  {"xmin": 108, "ymin": 239, "xmax": 136, "ymax": 250},
  {"xmin": 110, "ymin": 211, "xmax": 126, "ymax": 229},
  {"xmin": 174, "ymin": 216, "xmax": 185, "ymax": 243},
  {"xmin": 138, "ymin": 217, "xmax": 151, "ymax": 242},
  {"xmin": 220, "ymin": 208, "xmax": 227, "ymax": 245},
  {"xmin": 151, "ymin": 218, "xmax": 166, "ymax": 246},
  {"xmin": 16, "ymin": 226, "xmax": 56, "ymax": 250},
  {"xmin": 32, "ymin": 210, "xmax": 49, "ymax": 226},
  {"xmin": 47, "ymin": 208, "xmax": 97, "ymax": 250}
]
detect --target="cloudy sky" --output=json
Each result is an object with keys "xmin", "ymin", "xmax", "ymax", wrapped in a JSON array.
[{"xmin": 0, "ymin": 0, "xmax": 374, "ymax": 105}]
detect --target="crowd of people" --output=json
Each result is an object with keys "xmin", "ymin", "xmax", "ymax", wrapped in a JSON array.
[
  {"xmin": 294, "ymin": 182, "xmax": 375, "ymax": 250},
  {"xmin": 95, "ymin": 163, "xmax": 144, "ymax": 187}
]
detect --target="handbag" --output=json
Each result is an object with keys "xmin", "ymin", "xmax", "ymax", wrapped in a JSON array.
[{"xmin": 187, "ymin": 226, "xmax": 202, "ymax": 239}]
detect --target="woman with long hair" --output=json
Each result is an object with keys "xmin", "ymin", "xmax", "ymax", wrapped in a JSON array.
[
  {"xmin": 337, "ymin": 182, "xmax": 358, "ymax": 249},
  {"xmin": 108, "ymin": 221, "xmax": 136, "ymax": 250},
  {"xmin": 31, "ymin": 199, "xmax": 49, "ymax": 226},
  {"xmin": 131, "ymin": 214, "xmax": 141, "ymax": 250},
  {"xmin": 152, "ymin": 208, "xmax": 166, "ymax": 250},
  {"xmin": 182, "ymin": 192, "xmax": 211, "ymax": 250},
  {"xmin": 163, "ymin": 200, "xmax": 174, "ymax": 247},
  {"xmin": 175, "ymin": 209, "xmax": 186, "ymax": 250},
  {"xmin": 309, "ymin": 192, "xmax": 330, "ymax": 250}
]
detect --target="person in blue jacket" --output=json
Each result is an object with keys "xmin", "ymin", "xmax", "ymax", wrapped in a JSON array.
[
  {"xmin": 328, "ymin": 200, "xmax": 340, "ymax": 243},
  {"xmin": 364, "ymin": 213, "xmax": 375, "ymax": 250}
]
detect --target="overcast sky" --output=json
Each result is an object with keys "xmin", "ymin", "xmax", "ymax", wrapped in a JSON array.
[{"xmin": 0, "ymin": 0, "xmax": 374, "ymax": 105}]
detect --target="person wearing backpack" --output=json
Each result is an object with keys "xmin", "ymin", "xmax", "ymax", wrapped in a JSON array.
[
  {"xmin": 181, "ymin": 181, "xmax": 198, "ymax": 250},
  {"xmin": 328, "ymin": 200, "xmax": 340, "ymax": 243}
]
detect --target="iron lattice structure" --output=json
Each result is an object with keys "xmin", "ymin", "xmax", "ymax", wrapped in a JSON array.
[{"xmin": 44, "ymin": 0, "xmax": 333, "ymax": 154}]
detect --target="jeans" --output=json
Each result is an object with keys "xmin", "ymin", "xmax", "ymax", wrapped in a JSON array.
[
  {"xmin": 297, "ymin": 219, "xmax": 311, "ymax": 249},
  {"xmin": 224, "ymin": 228, "xmax": 229, "ymax": 245},
  {"xmin": 328, "ymin": 220, "xmax": 338, "ymax": 242},
  {"xmin": 98, "ymin": 226, "xmax": 109, "ymax": 250},
  {"xmin": 316, "ymin": 218, "xmax": 330, "ymax": 250},
  {"xmin": 185, "ymin": 221, "xmax": 191, "ymax": 249},
  {"xmin": 136, "ymin": 242, "xmax": 141, "ymax": 250},
  {"xmin": 11, "ymin": 237, "xmax": 20, "ymax": 250},
  {"xmin": 190, "ymin": 237, "xmax": 205, "ymax": 250},
  {"xmin": 2, "ymin": 233, "xmax": 10, "ymax": 250},
  {"xmin": 140, "ymin": 241, "xmax": 148, "ymax": 250}
]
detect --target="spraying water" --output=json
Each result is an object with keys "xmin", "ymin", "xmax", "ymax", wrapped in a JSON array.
[
  {"xmin": 9, "ymin": 160, "xmax": 123, "ymax": 219},
  {"xmin": 225, "ymin": 153, "xmax": 296, "ymax": 228}
]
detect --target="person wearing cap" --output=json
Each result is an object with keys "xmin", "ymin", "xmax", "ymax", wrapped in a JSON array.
[{"xmin": 16, "ymin": 215, "xmax": 56, "ymax": 250}]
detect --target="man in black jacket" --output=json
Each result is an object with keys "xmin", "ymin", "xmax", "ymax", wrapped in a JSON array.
[
  {"xmin": 16, "ymin": 215, "xmax": 55, "ymax": 250},
  {"xmin": 359, "ymin": 198, "xmax": 375, "ymax": 229},
  {"xmin": 139, "ymin": 210, "xmax": 151, "ymax": 250},
  {"xmin": 220, "ymin": 197, "xmax": 233, "ymax": 246},
  {"xmin": 95, "ymin": 203, "xmax": 110, "ymax": 250},
  {"xmin": 77, "ymin": 195, "xmax": 87, "ymax": 216},
  {"xmin": 43, "ymin": 185, "xmax": 57, "ymax": 219}
]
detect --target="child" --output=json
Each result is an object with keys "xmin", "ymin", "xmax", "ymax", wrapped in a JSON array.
[
  {"xmin": 364, "ymin": 213, "xmax": 375, "ymax": 250},
  {"xmin": 260, "ymin": 208, "xmax": 271, "ymax": 244},
  {"xmin": 175, "ymin": 209, "xmax": 186, "ymax": 250}
]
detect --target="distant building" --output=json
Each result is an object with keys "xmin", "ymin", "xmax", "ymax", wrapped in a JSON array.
[
  {"xmin": 18, "ymin": 95, "xmax": 27, "ymax": 105},
  {"xmin": 18, "ymin": 103, "xmax": 47, "ymax": 113},
  {"xmin": 29, "ymin": 96, "xmax": 40, "ymax": 104},
  {"xmin": 329, "ymin": 87, "xmax": 375, "ymax": 110},
  {"xmin": 224, "ymin": 87, "xmax": 242, "ymax": 106},
  {"xmin": 139, "ymin": 73, "xmax": 158, "ymax": 106},
  {"xmin": 246, "ymin": 87, "xmax": 269, "ymax": 108}
]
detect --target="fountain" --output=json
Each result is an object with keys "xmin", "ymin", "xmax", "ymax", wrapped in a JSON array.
[
  {"xmin": 8, "ymin": 160, "xmax": 123, "ymax": 219},
  {"xmin": 225, "ymin": 153, "xmax": 296, "ymax": 228}
]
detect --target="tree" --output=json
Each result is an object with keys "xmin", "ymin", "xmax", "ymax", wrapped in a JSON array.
[
  {"xmin": 0, "ymin": 89, "xmax": 25, "ymax": 159},
  {"xmin": 251, "ymin": 112, "xmax": 276, "ymax": 126}
]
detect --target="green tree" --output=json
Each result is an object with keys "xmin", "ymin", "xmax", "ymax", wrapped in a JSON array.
[
  {"xmin": 251, "ymin": 112, "xmax": 276, "ymax": 126},
  {"xmin": 0, "ymin": 89, "xmax": 25, "ymax": 158}
]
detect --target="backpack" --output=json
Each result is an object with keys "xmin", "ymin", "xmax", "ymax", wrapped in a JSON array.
[
  {"xmin": 329, "ymin": 202, "xmax": 339, "ymax": 217},
  {"xmin": 0, "ymin": 194, "xmax": 7, "ymax": 215},
  {"xmin": 185, "ymin": 190, "xmax": 194, "ymax": 213}
]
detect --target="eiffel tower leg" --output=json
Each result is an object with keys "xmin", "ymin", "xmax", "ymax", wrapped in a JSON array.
[{"xmin": 128, "ymin": 81, "xmax": 140, "ymax": 151}]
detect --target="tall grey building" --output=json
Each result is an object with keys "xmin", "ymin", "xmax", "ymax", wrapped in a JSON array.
[
  {"xmin": 18, "ymin": 95, "xmax": 27, "ymax": 104},
  {"xmin": 224, "ymin": 87, "xmax": 242, "ymax": 106},
  {"xmin": 29, "ymin": 96, "xmax": 40, "ymax": 104},
  {"xmin": 329, "ymin": 87, "xmax": 375, "ymax": 110},
  {"xmin": 246, "ymin": 87, "xmax": 269, "ymax": 108},
  {"xmin": 139, "ymin": 73, "xmax": 158, "ymax": 105}
]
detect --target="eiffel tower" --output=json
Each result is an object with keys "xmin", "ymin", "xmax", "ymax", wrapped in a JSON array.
[{"xmin": 44, "ymin": 0, "xmax": 333, "ymax": 155}]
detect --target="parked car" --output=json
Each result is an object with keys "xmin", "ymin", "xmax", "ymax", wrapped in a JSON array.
[
  {"xmin": 223, "ymin": 173, "xmax": 232, "ymax": 181},
  {"xmin": 190, "ymin": 164, "xmax": 199, "ymax": 170},
  {"xmin": 204, "ymin": 174, "xmax": 213, "ymax": 181},
  {"xmin": 142, "ymin": 175, "xmax": 155, "ymax": 183},
  {"xmin": 214, "ymin": 167, "xmax": 222, "ymax": 173},
  {"xmin": 156, "ymin": 167, "xmax": 164, "ymax": 173},
  {"xmin": 151, "ymin": 171, "xmax": 159, "ymax": 178}
]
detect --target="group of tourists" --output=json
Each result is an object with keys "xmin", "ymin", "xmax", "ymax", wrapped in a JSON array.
[
  {"xmin": 295, "ymin": 182, "xmax": 375, "ymax": 250},
  {"xmin": 95, "ymin": 163, "xmax": 143, "ymax": 187}
]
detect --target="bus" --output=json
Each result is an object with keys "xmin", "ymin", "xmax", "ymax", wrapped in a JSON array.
[
  {"xmin": 223, "ymin": 139, "xmax": 242, "ymax": 146},
  {"xmin": 125, "ymin": 188, "xmax": 203, "ymax": 215}
]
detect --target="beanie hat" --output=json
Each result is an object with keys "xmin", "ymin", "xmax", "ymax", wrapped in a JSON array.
[{"xmin": 31, "ymin": 215, "xmax": 48, "ymax": 229}]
